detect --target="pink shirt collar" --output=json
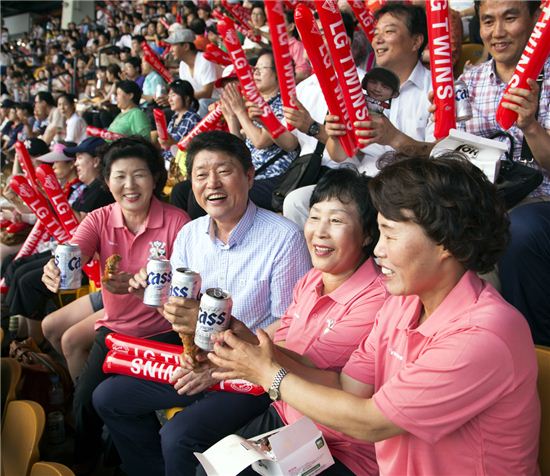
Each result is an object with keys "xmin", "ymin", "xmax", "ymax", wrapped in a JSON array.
[
  {"xmin": 314, "ymin": 257, "xmax": 381, "ymax": 305},
  {"xmin": 397, "ymin": 270, "xmax": 484, "ymax": 337},
  {"xmin": 108, "ymin": 196, "xmax": 165, "ymax": 230}
]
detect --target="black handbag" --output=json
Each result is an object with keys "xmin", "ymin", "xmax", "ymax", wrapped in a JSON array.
[
  {"xmin": 271, "ymin": 141, "xmax": 325, "ymax": 213},
  {"xmin": 491, "ymin": 131, "xmax": 543, "ymax": 209}
]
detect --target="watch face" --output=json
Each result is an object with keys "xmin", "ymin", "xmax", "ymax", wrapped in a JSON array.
[
  {"xmin": 308, "ymin": 121, "xmax": 320, "ymax": 136},
  {"xmin": 268, "ymin": 387, "xmax": 279, "ymax": 401}
]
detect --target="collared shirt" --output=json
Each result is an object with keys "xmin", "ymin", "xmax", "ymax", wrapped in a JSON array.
[
  {"xmin": 248, "ymin": 94, "xmax": 299, "ymax": 180},
  {"xmin": 178, "ymin": 52, "xmax": 220, "ymax": 94},
  {"xmin": 170, "ymin": 201, "xmax": 311, "ymax": 331},
  {"xmin": 73, "ymin": 197, "xmax": 191, "ymax": 337},
  {"xmin": 351, "ymin": 61, "xmax": 434, "ymax": 176},
  {"xmin": 273, "ymin": 257, "xmax": 387, "ymax": 476},
  {"xmin": 458, "ymin": 57, "xmax": 550, "ymax": 197},
  {"xmin": 343, "ymin": 271, "xmax": 540, "ymax": 476}
]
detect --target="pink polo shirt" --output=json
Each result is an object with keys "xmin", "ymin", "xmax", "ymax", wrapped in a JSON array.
[
  {"xmin": 273, "ymin": 257, "xmax": 387, "ymax": 476},
  {"xmin": 72, "ymin": 197, "xmax": 190, "ymax": 337},
  {"xmin": 343, "ymin": 271, "xmax": 540, "ymax": 476}
]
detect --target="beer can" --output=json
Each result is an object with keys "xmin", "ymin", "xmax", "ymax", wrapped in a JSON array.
[
  {"xmin": 194, "ymin": 288, "xmax": 233, "ymax": 351},
  {"xmin": 170, "ymin": 267, "xmax": 201, "ymax": 299},
  {"xmin": 455, "ymin": 80, "xmax": 473, "ymax": 122},
  {"xmin": 54, "ymin": 244, "xmax": 82, "ymax": 290},
  {"xmin": 143, "ymin": 258, "xmax": 172, "ymax": 307}
]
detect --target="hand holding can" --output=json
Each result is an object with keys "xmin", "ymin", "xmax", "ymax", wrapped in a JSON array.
[
  {"xmin": 195, "ymin": 288, "xmax": 233, "ymax": 352},
  {"xmin": 42, "ymin": 257, "xmax": 61, "ymax": 293}
]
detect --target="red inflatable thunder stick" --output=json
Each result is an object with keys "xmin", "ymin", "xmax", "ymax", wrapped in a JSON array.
[
  {"xmin": 347, "ymin": 1, "xmax": 376, "ymax": 43},
  {"xmin": 141, "ymin": 41, "xmax": 174, "ymax": 85},
  {"xmin": 265, "ymin": 0, "xmax": 298, "ymax": 130},
  {"xmin": 86, "ymin": 126, "xmax": 125, "ymax": 142},
  {"xmin": 294, "ymin": 4, "xmax": 357, "ymax": 157},
  {"xmin": 212, "ymin": 9, "xmax": 261, "ymax": 45},
  {"xmin": 153, "ymin": 109, "xmax": 169, "ymax": 143},
  {"xmin": 496, "ymin": 4, "xmax": 550, "ymax": 130},
  {"xmin": 314, "ymin": 0, "xmax": 370, "ymax": 148},
  {"xmin": 203, "ymin": 43, "xmax": 233, "ymax": 67},
  {"xmin": 15, "ymin": 141, "xmax": 38, "ymax": 187},
  {"xmin": 222, "ymin": 0, "xmax": 252, "ymax": 26},
  {"xmin": 103, "ymin": 333, "xmax": 265, "ymax": 395},
  {"xmin": 13, "ymin": 221, "xmax": 49, "ymax": 260},
  {"xmin": 426, "ymin": 0, "xmax": 456, "ymax": 139},
  {"xmin": 218, "ymin": 18, "xmax": 287, "ymax": 139},
  {"xmin": 177, "ymin": 103, "xmax": 224, "ymax": 151},
  {"xmin": 9, "ymin": 175, "xmax": 70, "ymax": 243},
  {"xmin": 35, "ymin": 165, "xmax": 102, "ymax": 287}
]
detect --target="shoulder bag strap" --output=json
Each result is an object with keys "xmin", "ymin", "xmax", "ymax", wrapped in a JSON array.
[{"xmin": 519, "ymin": 70, "xmax": 544, "ymax": 163}]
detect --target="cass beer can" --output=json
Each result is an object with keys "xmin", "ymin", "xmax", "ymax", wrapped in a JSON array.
[
  {"xmin": 455, "ymin": 80, "xmax": 473, "ymax": 122},
  {"xmin": 54, "ymin": 244, "xmax": 82, "ymax": 290},
  {"xmin": 170, "ymin": 268, "xmax": 201, "ymax": 299},
  {"xmin": 143, "ymin": 258, "xmax": 172, "ymax": 307},
  {"xmin": 194, "ymin": 288, "xmax": 233, "ymax": 351}
]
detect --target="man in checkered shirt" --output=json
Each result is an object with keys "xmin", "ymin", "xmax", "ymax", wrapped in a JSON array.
[{"xmin": 457, "ymin": 0, "xmax": 550, "ymax": 345}]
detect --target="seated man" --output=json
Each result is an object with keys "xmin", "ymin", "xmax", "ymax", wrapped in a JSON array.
[
  {"xmin": 211, "ymin": 154, "xmax": 540, "ymax": 475},
  {"xmin": 93, "ymin": 131, "xmax": 311, "ymax": 476}
]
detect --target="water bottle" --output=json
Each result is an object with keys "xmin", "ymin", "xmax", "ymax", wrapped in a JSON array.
[{"xmin": 46, "ymin": 374, "xmax": 66, "ymax": 444}]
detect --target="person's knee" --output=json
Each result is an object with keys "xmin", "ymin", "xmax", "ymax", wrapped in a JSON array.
[{"xmin": 41, "ymin": 312, "xmax": 61, "ymax": 343}]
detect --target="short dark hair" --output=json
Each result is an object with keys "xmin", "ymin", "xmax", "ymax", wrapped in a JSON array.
[
  {"xmin": 169, "ymin": 79, "xmax": 199, "ymax": 112},
  {"xmin": 375, "ymin": 3, "xmax": 428, "ymax": 58},
  {"xmin": 35, "ymin": 91, "xmax": 56, "ymax": 107},
  {"xmin": 310, "ymin": 168, "xmax": 379, "ymax": 257},
  {"xmin": 102, "ymin": 136, "xmax": 167, "ymax": 198},
  {"xmin": 57, "ymin": 93, "xmax": 77, "ymax": 106},
  {"xmin": 125, "ymin": 56, "xmax": 141, "ymax": 71},
  {"xmin": 186, "ymin": 131, "xmax": 253, "ymax": 177},
  {"xmin": 368, "ymin": 154, "xmax": 510, "ymax": 274},
  {"xmin": 116, "ymin": 79, "xmax": 142, "ymax": 105},
  {"xmin": 132, "ymin": 34, "xmax": 145, "ymax": 44},
  {"xmin": 474, "ymin": 1, "xmax": 540, "ymax": 18},
  {"xmin": 107, "ymin": 63, "xmax": 122, "ymax": 79}
]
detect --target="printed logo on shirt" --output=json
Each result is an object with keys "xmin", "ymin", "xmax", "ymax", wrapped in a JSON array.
[
  {"xmin": 149, "ymin": 240, "xmax": 167, "ymax": 259},
  {"xmin": 388, "ymin": 347, "xmax": 404, "ymax": 361},
  {"xmin": 323, "ymin": 319, "xmax": 335, "ymax": 335},
  {"xmin": 108, "ymin": 240, "xmax": 118, "ymax": 246}
]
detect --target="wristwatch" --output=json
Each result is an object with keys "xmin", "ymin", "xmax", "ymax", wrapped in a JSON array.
[
  {"xmin": 306, "ymin": 120, "xmax": 321, "ymax": 137},
  {"xmin": 268, "ymin": 367, "xmax": 288, "ymax": 401}
]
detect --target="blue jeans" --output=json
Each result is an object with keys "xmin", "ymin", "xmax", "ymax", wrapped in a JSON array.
[
  {"xmin": 499, "ymin": 201, "xmax": 550, "ymax": 346},
  {"xmin": 93, "ymin": 375, "xmax": 271, "ymax": 476}
]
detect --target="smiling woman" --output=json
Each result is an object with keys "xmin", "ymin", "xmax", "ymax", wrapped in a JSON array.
[{"xmin": 41, "ymin": 136, "xmax": 191, "ymax": 470}]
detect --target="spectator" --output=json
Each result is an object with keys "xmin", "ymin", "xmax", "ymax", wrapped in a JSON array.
[
  {"xmin": 140, "ymin": 56, "xmax": 167, "ymax": 106},
  {"xmin": 211, "ymin": 155, "xmax": 540, "ymax": 476},
  {"xmin": 41, "ymin": 137, "xmax": 190, "ymax": 474},
  {"xmin": 57, "ymin": 93, "xmax": 87, "ymax": 143},
  {"xmin": 123, "ymin": 56, "xmax": 145, "ymax": 89},
  {"xmin": 457, "ymin": 0, "xmax": 550, "ymax": 346},
  {"xmin": 93, "ymin": 130, "xmax": 311, "ymax": 476},
  {"xmin": 33, "ymin": 91, "xmax": 64, "ymax": 144},
  {"xmin": 243, "ymin": 3, "xmax": 271, "ymax": 53},
  {"xmin": 108, "ymin": 80, "xmax": 151, "ymax": 139}
]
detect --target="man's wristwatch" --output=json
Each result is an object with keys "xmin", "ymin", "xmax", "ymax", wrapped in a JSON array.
[
  {"xmin": 268, "ymin": 367, "xmax": 288, "ymax": 401},
  {"xmin": 306, "ymin": 120, "xmax": 321, "ymax": 137}
]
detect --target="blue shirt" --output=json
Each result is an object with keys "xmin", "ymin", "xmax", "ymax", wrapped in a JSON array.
[
  {"xmin": 162, "ymin": 110, "xmax": 201, "ymax": 162},
  {"xmin": 171, "ymin": 201, "xmax": 311, "ymax": 331}
]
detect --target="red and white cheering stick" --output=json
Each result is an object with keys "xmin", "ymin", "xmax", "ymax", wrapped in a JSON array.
[
  {"xmin": 177, "ymin": 103, "xmax": 224, "ymax": 151},
  {"xmin": 103, "ymin": 349, "xmax": 265, "ymax": 395},
  {"xmin": 159, "ymin": 17, "xmax": 171, "ymax": 30},
  {"xmin": 15, "ymin": 141, "xmax": 38, "ymax": 187},
  {"xmin": 265, "ymin": 0, "xmax": 298, "ymax": 130},
  {"xmin": 153, "ymin": 109, "xmax": 169, "ymax": 144},
  {"xmin": 426, "ymin": 0, "xmax": 456, "ymax": 139},
  {"xmin": 314, "ymin": 0, "xmax": 370, "ymax": 148},
  {"xmin": 203, "ymin": 43, "xmax": 233, "ymax": 67},
  {"xmin": 218, "ymin": 18, "xmax": 287, "ymax": 139},
  {"xmin": 222, "ymin": 0, "xmax": 252, "ymax": 26},
  {"xmin": 35, "ymin": 165, "xmax": 102, "ymax": 287},
  {"xmin": 141, "ymin": 41, "xmax": 174, "ymax": 85},
  {"xmin": 9, "ymin": 175, "xmax": 70, "ymax": 244},
  {"xmin": 496, "ymin": 4, "xmax": 550, "ymax": 130},
  {"xmin": 212, "ymin": 9, "xmax": 262, "ymax": 45},
  {"xmin": 86, "ymin": 126, "xmax": 125, "ymax": 142},
  {"xmin": 106, "ymin": 333, "xmax": 182, "ymax": 364},
  {"xmin": 347, "ymin": 1, "xmax": 376, "ymax": 43},
  {"xmin": 294, "ymin": 4, "xmax": 357, "ymax": 157},
  {"xmin": 13, "ymin": 221, "xmax": 49, "ymax": 260}
]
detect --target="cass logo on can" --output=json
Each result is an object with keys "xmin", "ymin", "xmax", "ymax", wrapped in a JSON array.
[
  {"xmin": 55, "ymin": 255, "xmax": 81, "ymax": 270},
  {"xmin": 198, "ymin": 309, "xmax": 227, "ymax": 326},
  {"xmin": 147, "ymin": 270, "xmax": 172, "ymax": 285},
  {"xmin": 170, "ymin": 285, "xmax": 192, "ymax": 297}
]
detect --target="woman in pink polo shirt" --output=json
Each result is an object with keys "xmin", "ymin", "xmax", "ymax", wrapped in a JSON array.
[
  {"xmin": 210, "ymin": 155, "xmax": 540, "ymax": 475},
  {"xmin": 186, "ymin": 168, "xmax": 387, "ymax": 475},
  {"xmin": 42, "ymin": 136, "xmax": 190, "ymax": 473}
]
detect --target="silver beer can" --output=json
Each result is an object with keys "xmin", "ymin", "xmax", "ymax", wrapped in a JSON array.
[
  {"xmin": 143, "ymin": 258, "xmax": 172, "ymax": 307},
  {"xmin": 455, "ymin": 79, "xmax": 473, "ymax": 122},
  {"xmin": 54, "ymin": 244, "xmax": 82, "ymax": 290},
  {"xmin": 194, "ymin": 288, "xmax": 233, "ymax": 351},
  {"xmin": 170, "ymin": 267, "xmax": 202, "ymax": 299}
]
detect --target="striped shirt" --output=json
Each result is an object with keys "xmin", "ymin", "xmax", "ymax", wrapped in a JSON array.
[
  {"xmin": 162, "ymin": 110, "xmax": 201, "ymax": 162},
  {"xmin": 170, "ymin": 200, "xmax": 311, "ymax": 331},
  {"xmin": 457, "ymin": 58, "xmax": 550, "ymax": 197}
]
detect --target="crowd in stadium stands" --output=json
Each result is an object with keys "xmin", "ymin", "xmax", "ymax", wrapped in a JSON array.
[{"xmin": 0, "ymin": 1, "xmax": 548, "ymax": 475}]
